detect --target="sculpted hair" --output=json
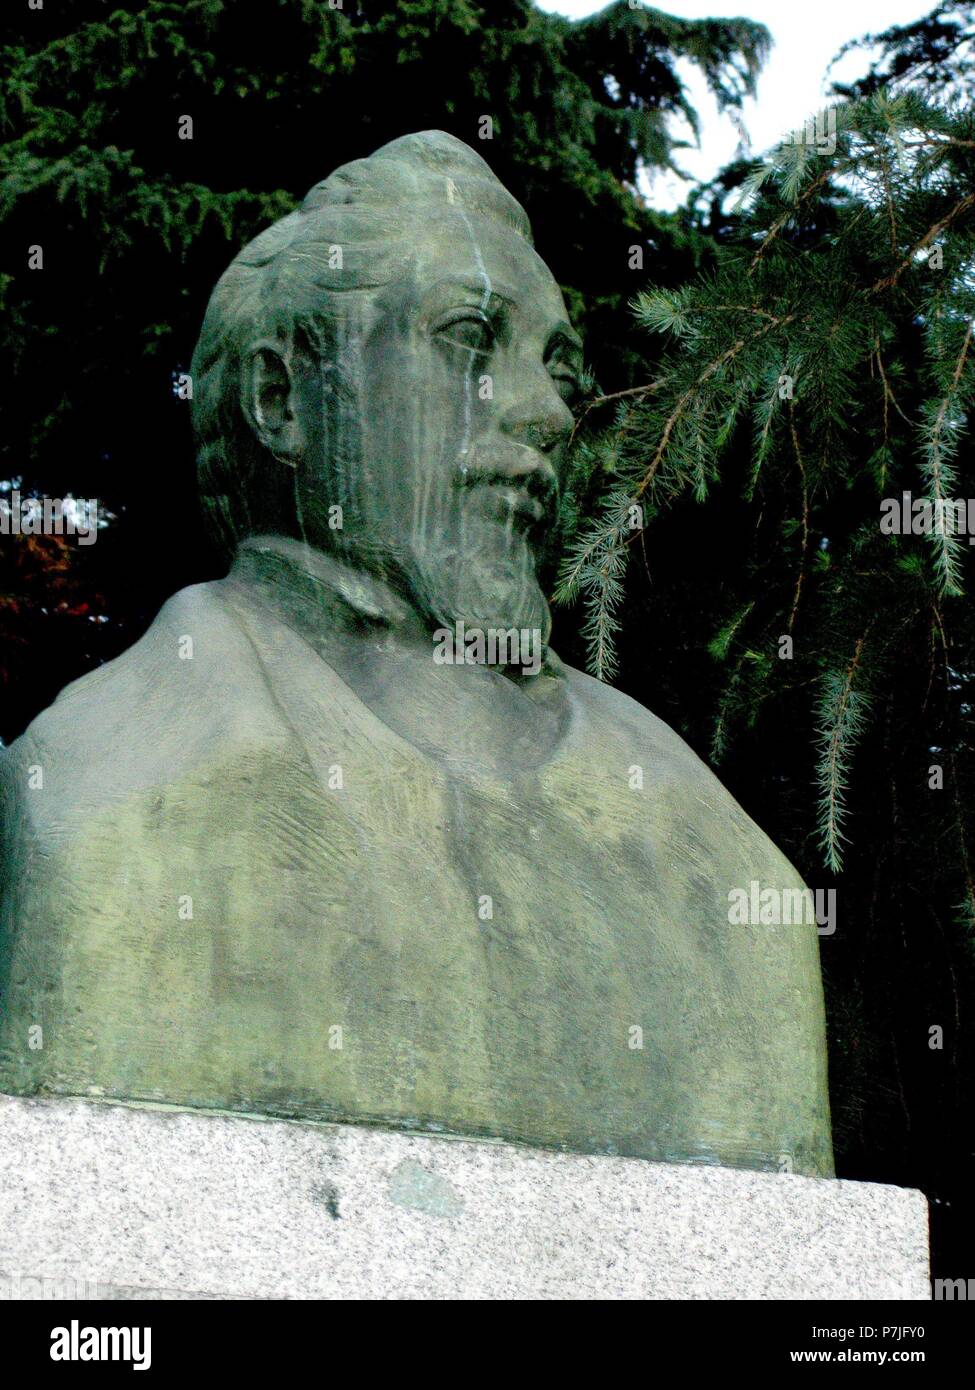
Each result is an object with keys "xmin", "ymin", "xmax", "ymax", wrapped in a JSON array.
[{"xmin": 190, "ymin": 130, "xmax": 533, "ymax": 557}]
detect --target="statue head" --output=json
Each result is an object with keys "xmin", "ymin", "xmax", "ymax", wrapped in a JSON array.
[{"xmin": 191, "ymin": 131, "xmax": 583, "ymax": 646}]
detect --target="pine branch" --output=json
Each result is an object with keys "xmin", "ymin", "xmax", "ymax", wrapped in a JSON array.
[
  {"xmin": 786, "ymin": 403, "xmax": 810, "ymax": 633},
  {"xmin": 920, "ymin": 317, "xmax": 973, "ymax": 595},
  {"xmin": 815, "ymin": 636, "xmax": 872, "ymax": 872},
  {"xmin": 869, "ymin": 190, "xmax": 975, "ymax": 293}
]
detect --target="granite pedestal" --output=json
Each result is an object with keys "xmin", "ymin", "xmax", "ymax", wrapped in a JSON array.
[{"xmin": 0, "ymin": 1095, "xmax": 929, "ymax": 1300}]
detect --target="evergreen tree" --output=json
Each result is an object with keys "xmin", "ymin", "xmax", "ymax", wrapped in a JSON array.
[
  {"xmin": 558, "ymin": 36, "xmax": 975, "ymax": 1271},
  {"xmin": 0, "ymin": 0, "xmax": 767, "ymax": 739},
  {"xmin": 832, "ymin": 0, "xmax": 975, "ymax": 102}
]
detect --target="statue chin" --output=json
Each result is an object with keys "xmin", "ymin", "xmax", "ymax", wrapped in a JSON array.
[{"xmin": 410, "ymin": 554, "xmax": 552, "ymax": 655}]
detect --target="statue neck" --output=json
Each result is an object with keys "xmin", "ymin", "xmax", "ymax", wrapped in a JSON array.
[
  {"xmin": 226, "ymin": 534, "xmax": 570, "ymax": 775},
  {"xmin": 231, "ymin": 534, "xmax": 426, "ymax": 640},
  {"xmin": 230, "ymin": 534, "xmax": 560, "ymax": 680}
]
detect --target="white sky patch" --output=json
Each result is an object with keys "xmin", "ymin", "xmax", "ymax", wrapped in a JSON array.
[{"xmin": 536, "ymin": 0, "xmax": 937, "ymax": 208}]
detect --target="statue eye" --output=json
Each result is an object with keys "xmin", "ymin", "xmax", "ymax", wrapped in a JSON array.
[{"xmin": 434, "ymin": 313, "xmax": 495, "ymax": 355}]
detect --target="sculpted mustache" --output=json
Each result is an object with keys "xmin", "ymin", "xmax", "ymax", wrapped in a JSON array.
[{"xmin": 453, "ymin": 469, "xmax": 559, "ymax": 514}]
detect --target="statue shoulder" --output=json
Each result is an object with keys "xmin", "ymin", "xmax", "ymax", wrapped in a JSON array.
[
  {"xmin": 2, "ymin": 579, "xmax": 286, "ymax": 818},
  {"xmin": 560, "ymin": 661, "xmax": 803, "ymax": 881},
  {"xmin": 562, "ymin": 661, "xmax": 721, "ymax": 780},
  {"xmin": 43, "ymin": 578, "xmax": 252, "ymax": 714}
]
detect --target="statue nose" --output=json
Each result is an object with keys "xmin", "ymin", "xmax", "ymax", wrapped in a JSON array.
[{"xmin": 499, "ymin": 392, "xmax": 572, "ymax": 457}]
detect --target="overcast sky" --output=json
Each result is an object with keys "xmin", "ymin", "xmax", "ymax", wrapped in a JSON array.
[{"xmin": 536, "ymin": 0, "xmax": 937, "ymax": 206}]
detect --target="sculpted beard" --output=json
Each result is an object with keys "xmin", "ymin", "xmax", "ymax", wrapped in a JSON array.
[
  {"xmin": 311, "ymin": 327, "xmax": 557, "ymax": 647},
  {"xmin": 295, "ymin": 421, "xmax": 553, "ymax": 642},
  {"xmin": 404, "ymin": 477, "xmax": 554, "ymax": 644}
]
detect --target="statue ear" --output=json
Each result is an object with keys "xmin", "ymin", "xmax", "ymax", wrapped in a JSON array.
[{"xmin": 241, "ymin": 341, "xmax": 306, "ymax": 467}]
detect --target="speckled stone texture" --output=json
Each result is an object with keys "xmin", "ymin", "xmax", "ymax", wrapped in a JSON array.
[{"xmin": 0, "ymin": 1095, "xmax": 928, "ymax": 1301}]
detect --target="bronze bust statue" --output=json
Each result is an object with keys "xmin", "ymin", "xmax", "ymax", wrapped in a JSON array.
[{"xmin": 0, "ymin": 132, "xmax": 833, "ymax": 1177}]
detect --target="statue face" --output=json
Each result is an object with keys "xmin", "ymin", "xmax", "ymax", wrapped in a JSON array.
[{"xmin": 296, "ymin": 209, "xmax": 583, "ymax": 644}]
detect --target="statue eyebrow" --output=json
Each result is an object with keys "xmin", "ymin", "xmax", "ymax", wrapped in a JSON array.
[{"xmin": 426, "ymin": 278, "xmax": 515, "ymax": 309}]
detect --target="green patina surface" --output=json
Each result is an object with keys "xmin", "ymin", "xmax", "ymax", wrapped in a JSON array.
[{"xmin": 0, "ymin": 133, "xmax": 833, "ymax": 1176}]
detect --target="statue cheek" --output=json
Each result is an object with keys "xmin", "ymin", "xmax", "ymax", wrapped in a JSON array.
[{"xmin": 413, "ymin": 356, "xmax": 488, "ymax": 460}]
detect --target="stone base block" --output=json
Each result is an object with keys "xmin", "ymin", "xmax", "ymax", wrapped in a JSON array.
[{"xmin": 0, "ymin": 1095, "xmax": 929, "ymax": 1300}]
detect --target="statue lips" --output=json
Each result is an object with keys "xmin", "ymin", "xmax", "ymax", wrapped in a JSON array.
[
  {"xmin": 489, "ymin": 485, "xmax": 545, "ymax": 526},
  {"xmin": 459, "ymin": 465, "xmax": 558, "ymax": 535}
]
